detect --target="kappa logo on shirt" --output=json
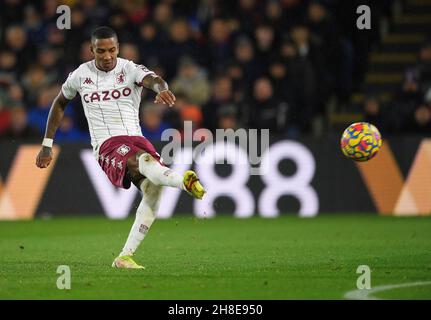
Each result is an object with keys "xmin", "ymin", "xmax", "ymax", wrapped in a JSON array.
[
  {"xmin": 116, "ymin": 144, "xmax": 131, "ymax": 156},
  {"xmin": 83, "ymin": 77, "xmax": 94, "ymax": 85}
]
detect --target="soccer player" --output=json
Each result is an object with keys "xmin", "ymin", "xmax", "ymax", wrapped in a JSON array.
[{"xmin": 35, "ymin": 26, "xmax": 206, "ymax": 269}]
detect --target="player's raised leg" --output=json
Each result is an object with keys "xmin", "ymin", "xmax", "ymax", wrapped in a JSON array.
[
  {"xmin": 137, "ymin": 152, "xmax": 206, "ymax": 199},
  {"xmin": 112, "ymin": 179, "xmax": 162, "ymax": 269},
  {"xmin": 183, "ymin": 170, "xmax": 206, "ymax": 200}
]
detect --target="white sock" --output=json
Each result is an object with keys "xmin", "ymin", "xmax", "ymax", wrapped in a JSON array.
[
  {"xmin": 138, "ymin": 153, "xmax": 184, "ymax": 189},
  {"xmin": 119, "ymin": 179, "xmax": 162, "ymax": 257}
]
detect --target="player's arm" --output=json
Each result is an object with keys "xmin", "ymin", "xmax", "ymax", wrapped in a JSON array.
[
  {"xmin": 35, "ymin": 92, "xmax": 70, "ymax": 169},
  {"xmin": 141, "ymin": 74, "xmax": 176, "ymax": 107}
]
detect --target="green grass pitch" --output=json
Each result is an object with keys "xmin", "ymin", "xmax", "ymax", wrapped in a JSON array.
[{"xmin": 1, "ymin": 215, "xmax": 430, "ymax": 299}]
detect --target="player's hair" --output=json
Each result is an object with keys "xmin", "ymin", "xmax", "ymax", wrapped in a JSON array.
[{"xmin": 91, "ymin": 26, "xmax": 118, "ymax": 44}]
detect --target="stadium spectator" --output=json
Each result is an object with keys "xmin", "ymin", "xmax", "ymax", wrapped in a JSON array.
[
  {"xmin": 290, "ymin": 24, "xmax": 324, "ymax": 109},
  {"xmin": 195, "ymin": 0, "xmax": 220, "ymax": 31},
  {"xmin": 233, "ymin": 35, "xmax": 262, "ymax": 90},
  {"xmin": 0, "ymin": 81, "xmax": 21, "ymax": 133},
  {"xmin": 0, "ymin": 51, "xmax": 18, "ymax": 84},
  {"xmin": 79, "ymin": 40, "xmax": 93, "ymax": 63},
  {"xmin": 119, "ymin": 0, "xmax": 149, "ymax": 26},
  {"xmin": 1, "ymin": 105, "xmax": 40, "ymax": 140},
  {"xmin": 64, "ymin": 6, "xmax": 90, "ymax": 65},
  {"xmin": 395, "ymin": 70, "xmax": 423, "ymax": 110},
  {"xmin": 236, "ymin": 0, "xmax": 262, "ymax": 35},
  {"xmin": 138, "ymin": 20, "xmax": 164, "ymax": 68},
  {"xmin": 119, "ymin": 42, "xmax": 140, "ymax": 62},
  {"xmin": 153, "ymin": 2, "xmax": 174, "ymax": 36},
  {"xmin": 254, "ymin": 23, "xmax": 277, "ymax": 71},
  {"xmin": 306, "ymin": 1, "xmax": 349, "ymax": 100},
  {"xmin": 202, "ymin": 75, "xmax": 235, "ymax": 132},
  {"xmin": 394, "ymin": 69, "xmax": 431, "ymax": 134},
  {"xmin": 411, "ymin": 103, "xmax": 431, "ymax": 134},
  {"xmin": 5, "ymin": 83, "xmax": 25, "ymax": 109},
  {"xmin": 225, "ymin": 60, "xmax": 246, "ymax": 103},
  {"xmin": 45, "ymin": 24, "xmax": 67, "ymax": 51},
  {"xmin": 27, "ymin": 85, "xmax": 60, "ymax": 134},
  {"xmin": 171, "ymin": 56, "xmax": 211, "ymax": 106},
  {"xmin": 217, "ymin": 104, "xmax": 240, "ymax": 130},
  {"xmin": 23, "ymin": 5, "xmax": 45, "ymax": 46},
  {"xmin": 1, "ymin": 0, "xmax": 25, "ymax": 27},
  {"xmin": 206, "ymin": 18, "xmax": 233, "ymax": 72},
  {"xmin": 306, "ymin": 1, "xmax": 338, "ymax": 62},
  {"xmin": 140, "ymin": 102, "xmax": 171, "ymax": 141},
  {"xmin": 281, "ymin": 0, "xmax": 309, "ymax": 28},
  {"xmin": 245, "ymin": 77, "xmax": 288, "ymax": 134},
  {"xmin": 21, "ymin": 65, "xmax": 51, "ymax": 107},
  {"xmin": 0, "ymin": 82, "xmax": 24, "ymax": 111},
  {"xmin": 175, "ymin": 92, "xmax": 204, "ymax": 137},
  {"xmin": 0, "ymin": 108, "xmax": 10, "ymax": 134},
  {"xmin": 3, "ymin": 25, "xmax": 35, "ymax": 75},
  {"xmin": 54, "ymin": 113, "xmax": 91, "ymax": 142},
  {"xmin": 279, "ymin": 33, "xmax": 317, "ymax": 133},
  {"xmin": 391, "ymin": 70, "xmax": 424, "ymax": 132},
  {"xmin": 362, "ymin": 95, "xmax": 395, "ymax": 134},
  {"xmin": 81, "ymin": 0, "xmax": 109, "ymax": 29},
  {"xmin": 107, "ymin": 7, "xmax": 135, "ymax": 43},
  {"xmin": 163, "ymin": 19, "xmax": 200, "ymax": 79},
  {"xmin": 417, "ymin": 42, "xmax": 431, "ymax": 95},
  {"xmin": 264, "ymin": 0, "xmax": 285, "ymax": 31},
  {"xmin": 38, "ymin": 46, "xmax": 62, "ymax": 83},
  {"xmin": 268, "ymin": 56, "xmax": 294, "ymax": 106},
  {"xmin": 42, "ymin": 0, "xmax": 61, "ymax": 25}
]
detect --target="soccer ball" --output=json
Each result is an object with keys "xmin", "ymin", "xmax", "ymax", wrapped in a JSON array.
[{"xmin": 340, "ymin": 122, "xmax": 382, "ymax": 161}]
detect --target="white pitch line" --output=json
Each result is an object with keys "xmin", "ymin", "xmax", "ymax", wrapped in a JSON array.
[{"xmin": 344, "ymin": 281, "xmax": 431, "ymax": 300}]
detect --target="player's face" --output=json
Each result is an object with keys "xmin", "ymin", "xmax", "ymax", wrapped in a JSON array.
[{"xmin": 91, "ymin": 38, "xmax": 119, "ymax": 71}]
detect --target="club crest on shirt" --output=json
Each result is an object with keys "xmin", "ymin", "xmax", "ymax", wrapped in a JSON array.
[
  {"xmin": 116, "ymin": 72, "xmax": 126, "ymax": 84},
  {"xmin": 116, "ymin": 144, "xmax": 130, "ymax": 156}
]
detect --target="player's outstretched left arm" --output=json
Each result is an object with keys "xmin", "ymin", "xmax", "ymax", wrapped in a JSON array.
[{"xmin": 142, "ymin": 75, "xmax": 176, "ymax": 107}]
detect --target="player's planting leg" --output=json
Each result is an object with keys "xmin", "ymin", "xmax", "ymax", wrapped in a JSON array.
[
  {"xmin": 137, "ymin": 153, "xmax": 206, "ymax": 199},
  {"xmin": 112, "ymin": 179, "xmax": 162, "ymax": 269}
]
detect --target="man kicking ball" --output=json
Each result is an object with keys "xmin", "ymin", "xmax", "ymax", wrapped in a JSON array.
[{"xmin": 35, "ymin": 26, "xmax": 205, "ymax": 269}]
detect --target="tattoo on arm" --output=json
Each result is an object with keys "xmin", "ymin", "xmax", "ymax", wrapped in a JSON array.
[
  {"xmin": 44, "ymin": 92, "xmax": 70, "ymax": 139},
  {"xmin": 141, "ymin": 75, "xmax": 169, "ymax": 93}
]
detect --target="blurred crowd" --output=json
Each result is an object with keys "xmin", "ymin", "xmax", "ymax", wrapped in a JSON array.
[
  {"xmin": 0, "ymin": 0, "xmax": 395, "ymax": 142},
  {"xmin": 363, "ymin": 42, "xmax": 431, "ymax": 135}
]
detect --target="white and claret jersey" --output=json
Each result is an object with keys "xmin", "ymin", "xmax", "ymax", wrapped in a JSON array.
[{"xmin": 61, "ymin": 57, "xmax": 155, "ymax": 154}]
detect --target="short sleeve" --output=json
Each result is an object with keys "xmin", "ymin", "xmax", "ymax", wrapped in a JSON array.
[
  {"xmin": 61, "ymin": 70, "xmax": 79, "ymax": 100},
  {"xmin": 131, "ymin": 63, "xmax": 156, "ymax": 85}
]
